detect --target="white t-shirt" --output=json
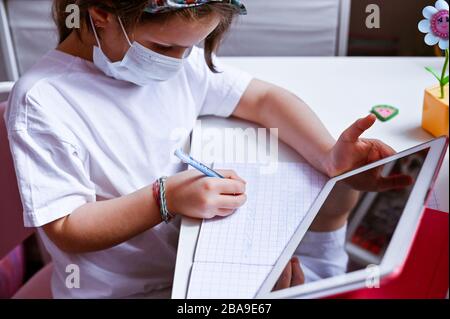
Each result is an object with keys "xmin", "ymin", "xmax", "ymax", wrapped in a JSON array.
[
  {"xmin": 4, "ymin": 47, "xmax": 253, "ymax": 298},
  {"xmin": 296, "ymin": 225, "xmax": 349, "ymax": 283}
]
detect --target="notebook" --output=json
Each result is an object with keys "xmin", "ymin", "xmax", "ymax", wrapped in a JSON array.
[{"xmin": 187, "ymin": 162, "xmax": 327, "ymax": 299}]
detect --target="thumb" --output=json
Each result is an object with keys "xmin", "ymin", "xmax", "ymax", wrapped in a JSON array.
[
  {"xmin": 290, "ymin": 257, "xmax": 305, "ymax": 286},
  {"xmin": 340, "ymin": 114, "xmax": 377, "ymax": 143},
  {"xmin": 274, "ymin": 262, "xmax": 293, "ymax": 291}
]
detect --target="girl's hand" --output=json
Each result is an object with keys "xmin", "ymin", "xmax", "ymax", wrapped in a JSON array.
[
  {"xmin": 326, "ymin": 114, "xmax": 397, "ymax": 177},
  {"xmin": 324, "ymin": 114, "xmax": 413, "ymax": 192},
  {"xmin": 165, "ymin": 169, "xmax": 247, "ymax": 219}
]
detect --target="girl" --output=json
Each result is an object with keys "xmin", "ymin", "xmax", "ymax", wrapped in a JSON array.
[{"xmin": 5, "ymin": 0, "xmax": 398, "ymax": 298}]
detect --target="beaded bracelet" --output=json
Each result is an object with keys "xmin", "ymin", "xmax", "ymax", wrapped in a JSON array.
[
  {"xmin": 158, "ymin": 176, "xmax": 175, "ymax": 223},
  {"xmin": 152, "ymin": 179, "xmax": 161, "ymax": 210}
]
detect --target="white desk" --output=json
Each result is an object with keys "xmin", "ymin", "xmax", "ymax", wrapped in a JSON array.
[{"xmin": 171, "ymin": 57, "xmax": 449, "ymax": 299}]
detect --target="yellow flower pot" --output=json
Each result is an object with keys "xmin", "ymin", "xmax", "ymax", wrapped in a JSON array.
[{"xmin": 422, "ymin": 84, "xmax": 449, "ymax": 137}]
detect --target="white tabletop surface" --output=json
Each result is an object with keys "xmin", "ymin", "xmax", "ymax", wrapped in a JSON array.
[{"xmin": 171, "ymin": 57, "xmax": 449, "ymax": 299}]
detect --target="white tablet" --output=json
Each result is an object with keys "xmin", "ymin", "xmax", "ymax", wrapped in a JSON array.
[{"xmin": 256, "ymin": 136, "xmax": 448, "ymax": 299}]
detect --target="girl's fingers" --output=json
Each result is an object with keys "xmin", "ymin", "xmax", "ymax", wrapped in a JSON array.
[
  {"xmin": 290, "ymin": 257, "xmax": 305, "ymax": 286},
  {"xmin": 274, "ymin": 262, "xmax": 292, "ymax": 291},
  {"xmin": 216, "ymin": 208, "xmax": 236, "ymax": 217},
  {"xmin": 367, "ymin": 144, "xmax": 381, "ymax": 163},
  {"xmin": 370, "ymin": 139, "xmax": 396, "ymax": 160},
  {"xmin": 216, "ymin": 169, "xmax": 247, "ymax": 184},
  {"xmin": 377, "ymin": 142, "xmax": 396, "ymax": 158},
  {"xmin": 215, "ymin": 178, "xmax": 246, "ymax": 195},
  {"xmin": 340, "ymin": 114, "xmax": 377, "ymax": 143},
  {"xmin": 215, "ymin": 194, "xmax": 247, "ymax": 209}
]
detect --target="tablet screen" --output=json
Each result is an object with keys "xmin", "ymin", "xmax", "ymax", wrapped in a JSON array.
[{"xmin": 270, "ymin": 148, "xmax": 430, "ymax": 293}]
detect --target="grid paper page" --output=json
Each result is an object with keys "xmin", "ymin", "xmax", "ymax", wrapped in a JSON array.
[
  {"xmin": 187, "ymin": 262, "xmax": 272, "ymax": 299},
  {"xmin": 188, "ymin": 162, "xmax": 327, "ymax": 299}
]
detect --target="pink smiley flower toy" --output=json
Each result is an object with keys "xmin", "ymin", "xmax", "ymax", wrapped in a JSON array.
[{"xmin": 419, "ymin": 0, "xmax": 449, "ymax": 99}]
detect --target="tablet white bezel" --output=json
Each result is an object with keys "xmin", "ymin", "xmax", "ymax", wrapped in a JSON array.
[{"xmin": 256, "ymin": 136, "xmax": 448, "ymax": 299}]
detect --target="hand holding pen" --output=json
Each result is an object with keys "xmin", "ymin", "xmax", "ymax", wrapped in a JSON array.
[
  {"xmin": 174, "ymin": 148, "xmax": 225, "ymax": 178},
  {"xmin": 161, "ymin": 149, "xmax": 247, "ymax": 219}
]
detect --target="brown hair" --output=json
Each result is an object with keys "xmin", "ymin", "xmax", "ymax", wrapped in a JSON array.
[{"xmin": 53, "ymin": 0, "xmax": 239, "ymax": 72}]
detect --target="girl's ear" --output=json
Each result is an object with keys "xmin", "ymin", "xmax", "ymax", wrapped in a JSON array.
[{"xmin": 88, "ymin": 6, "xmax": 112, "ymax": 28}]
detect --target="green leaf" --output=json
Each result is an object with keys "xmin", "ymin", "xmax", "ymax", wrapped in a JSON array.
[
  {"xmin": 425, "ymin": 66, "xmax": 442, "ymax": 82},
  {"xmin": 442, "ymin": 75, "xmax": 449, "ymax": 86}
]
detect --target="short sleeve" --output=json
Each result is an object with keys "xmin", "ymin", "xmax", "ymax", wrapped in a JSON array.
[
  {"xmin": 6, "ymin": 97, "xmax": 96, "ymax": 228},
  {"xmin": 186, "ymin": 47, "xmax": 253, "ymax": 118}
]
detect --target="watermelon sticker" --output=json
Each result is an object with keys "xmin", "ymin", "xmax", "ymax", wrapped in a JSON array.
[{"xmin": 371, "ymin": 105, "xmax": 399, "ymax": 122}]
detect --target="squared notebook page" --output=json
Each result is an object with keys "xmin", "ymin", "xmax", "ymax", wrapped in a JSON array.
[
  {"xmin": 194, "ymin": 162, "xmax": 327, "ymax": 266},
  {"xmin": 187, "ymin": 262, "xmax": 272, "ymax": 299},
  {"xmin": 188, "ymin": 162, "xmax": 327, "ymax": 299}
]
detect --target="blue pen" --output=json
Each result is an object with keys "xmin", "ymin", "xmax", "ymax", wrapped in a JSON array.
[{"xmin": 174, "ymin": 148, "xmax": 224, "ymax": 178}]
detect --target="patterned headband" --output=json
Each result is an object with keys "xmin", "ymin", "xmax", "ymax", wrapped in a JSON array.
[{"xmin": 144, "ymin": 0, "xmax": 247, "ymax": 15}]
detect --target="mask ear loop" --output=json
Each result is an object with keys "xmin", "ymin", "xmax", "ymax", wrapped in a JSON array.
[
  {"xmin": 117, "ymin": 17, "xmax": 133, "ymax": 47},
  {"xmin": 183, "ymin": 46, "xmax": 194, "ymax": 59},
  {"xmin": 89, "ymin": 14, "xmax": 132, "ymax": 49},
  {"xmin": 89, "ymin": 14, "xmax": 103, "ymax": 50}
]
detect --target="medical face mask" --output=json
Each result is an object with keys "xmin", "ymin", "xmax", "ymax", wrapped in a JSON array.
[{"xmin": 89, "ymin": 15, "xmax": 188, "ymax": 85}]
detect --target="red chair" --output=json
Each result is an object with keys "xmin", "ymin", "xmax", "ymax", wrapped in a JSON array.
[{"xmin": 0, "ymin": 83, "xmax": 53, "ymax": 298}]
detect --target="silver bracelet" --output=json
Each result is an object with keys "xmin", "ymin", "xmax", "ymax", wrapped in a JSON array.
[{"xmin": 158, "ymin": 176, "xmax": 174, "ymax": 223}]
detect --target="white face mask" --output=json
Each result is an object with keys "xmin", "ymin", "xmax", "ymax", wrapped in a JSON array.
[{"xmin": 90, "ymin": 15, "xmax": 188, "ymax": 85}]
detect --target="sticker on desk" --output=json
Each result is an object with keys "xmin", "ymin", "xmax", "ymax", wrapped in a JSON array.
[{"xmin": 371, "ymin": 105, "xmax": 399, "ymax": 122}]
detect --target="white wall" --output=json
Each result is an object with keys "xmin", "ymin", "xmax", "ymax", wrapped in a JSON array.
[
  {"xmin": 7, "ymin": 0, "xmax": 58, "ymax": 74},
  {"xmin": 220, "ymin": 0, "xmax": 344, "ymax": 56},
  {"xmin": 1, "ymin": 0, "xmax": 349, "ymax": 77}
]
